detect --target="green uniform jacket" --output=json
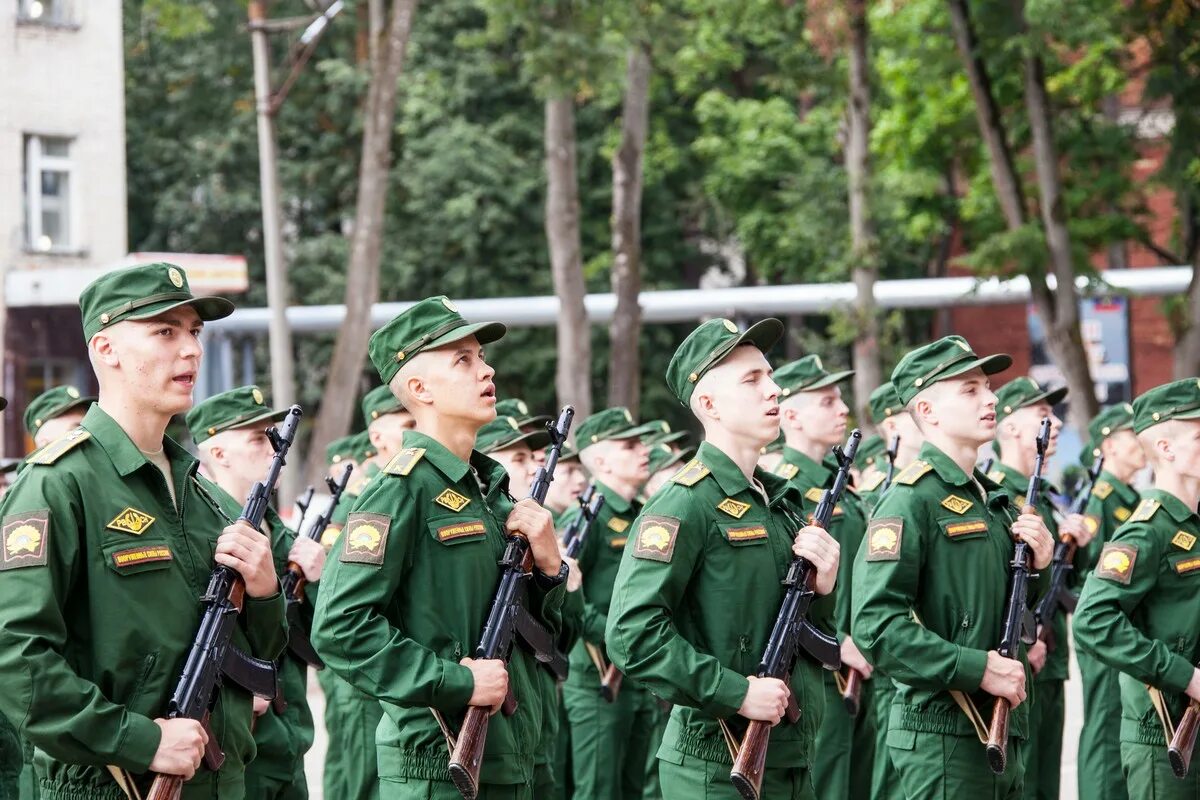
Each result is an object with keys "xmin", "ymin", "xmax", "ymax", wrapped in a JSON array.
[
  {"xmin": 0, "ymin": 406, "xmax": 287, "ymax": 797},
  {"xmin": 851, "ymin": 442, "xmax": 1033, "ymax": 739},
  {"xmin": 1080, "ymin": 471, "xmax": 1139, "ymax": 574},
  {"xmin": 1073, "ymin": 490, "xmax": 1200, "ymax": 746},
  {"xmin": 311, "ymin": 431, "xmax": 566, "ymax": 786},
  {"xmin": 774, "ymin": 447, "xmax": 868, "ymax": 641},
  {"xmin": 207, "ymin": 490, "xmax": 317, "ymax": 783},
  {"xmin": 558, "ymin": 481, "xmax": 640, "ymax": 680},
  {"xmin": 606, "ymin": 441, "xmax": 836, "ymax": 768},
  {"xmin": 988, "ymin": 463, "xmax": 1073, "ymax": 683}
]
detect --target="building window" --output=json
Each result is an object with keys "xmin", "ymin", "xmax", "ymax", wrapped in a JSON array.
[
  {"xmin": 16, "ymin": 0, "xmax": 73, "ymax": 25},
  {"xmin": 23, "ymin": 135, "xmax": 77, "ymax": 253}
]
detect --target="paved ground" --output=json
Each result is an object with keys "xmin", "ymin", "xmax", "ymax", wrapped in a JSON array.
[{"xmin": 302, "ymin": 648, "xmax": 1088, "ymax": 800}]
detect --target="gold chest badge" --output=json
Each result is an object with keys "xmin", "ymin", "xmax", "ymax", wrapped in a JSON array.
[
  {"xmin": 434, "ymin": 489, "xmax": 471, "ymax": 513},
  {"xmin": 940, "ymin": 495, "xmax": 973, "ymax": 515},
  {"xmin": 717, "ymin": 498, "xmax": 751, "ymax": 519},
  {"xmin": 608, "ymin": 517, "xmax": 630, "ymax": 533},
  {"xmin": 107, "ymin": 508, "xmax": 156, "ymax": 536},
  {"xmin": 1172, "ymin": 531, "xmax": 1197, "ymax": 551}
]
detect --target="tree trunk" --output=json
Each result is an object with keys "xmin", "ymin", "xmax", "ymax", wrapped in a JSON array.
[
  {"xmin": 303, "ymin": 0, "xmax": 419, "ymax": 486},
  {"xmin": 545, "ymin": 93, "xmax": 592, "ymax": 418},
  {"xmin": 846, "ymin": 0, "xmax": 880, "ymax": 433},
  {"xmin": 1173, "ymin": 237, "xmax": 1200, "ymax": 377},
  {"xmin": 607, "ymin": 45, "xmax": 650, "ymax": 412}
]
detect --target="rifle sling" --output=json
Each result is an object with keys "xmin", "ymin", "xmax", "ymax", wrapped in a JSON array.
[
  {"xmin": 1148, "ymin": 685, "xmax": 1177, "ymax": 742},
  {"xmin": 105, "ymin": 765, "xmax": 144, "ymax": 800},
  {"xmin": 911, "ymin": 609, "xmax": 989, "ymax": 744}
]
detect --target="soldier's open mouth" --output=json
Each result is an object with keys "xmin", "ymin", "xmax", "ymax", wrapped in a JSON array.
[{"xmin": 174, "ymin": 372, "xmax": 195, "ymax": 387}]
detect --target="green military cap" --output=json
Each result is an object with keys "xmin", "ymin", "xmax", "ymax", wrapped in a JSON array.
[
  {"xmin": 351, "ymin": 430, "xmax": 377, "ymax": 462},
  {"xmin": 79, "ymin": 262, "xmax": 235, "ymax": 341},
  {"xmin": 994, "ymin": 376, "xmax": 1068, "ymax": 423},
  {"xmin": 476, "ymin": 415, "xmax": 551, "ymax": 454},
  {"xmin": 326, "ymin": 434, "xmax": 358, "ymax": 465},
  {"xmin": 868, "ymin": 383, "xmax": 902, "ymax": 424},
  {"xmin": 857, "ymin": 433, "xmax": 887, "ymax": 468},
  {"xmin": 648, "ymin": 441, "xmax": 690, "ymax": 474},
  {"xmin": 774, "ymin": 354, "xmax": 854, "ymax": 398},
  {"xmin": 1088, "ymin": 402, "xmax": 1135, "ymax": 444},
  {"xmin": 667, "ymin": 317, "xmax": 784, "ymax": 405},
  {"xmin": 1133, "ymin": 378, "xmax": 1200, "ymax": 433},
  {"xmin": 185, "ymin": 385, "xmax": 288, "ymax": 444},
  {"xmin": 361, "ymin": 384, "xmax": 405, "ymax": 423},
  {"xmin": 891, "ymin": 335, "xmax": 1012, "ymax": 406},
  {"xmin": 23, "ymin": 385, "xmax": 96, "ymax": 437},
  {"xmin": 496, "ymin": 398, "xmax": 551, "ymax": 429},
  {"xmin": 558, "ymin": 443, "xmax": 580, "ymax": 463},
  {"xmin": 368, "ymin": 296, "xmax": 506, "ymax": 385},
  {"xmin": 641, "ymin": 419, "xmax": 689, "ymax": 448},
  {"xmin": 575, "ymin": 407, "xmax": 653, "ymax": 448}
]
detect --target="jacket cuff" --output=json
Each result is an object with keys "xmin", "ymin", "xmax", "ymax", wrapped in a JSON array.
[
  {"xmin": 704, "ymin": 668, "xmax": 751, "ymax": 720},
  {"xmin": 949, "ymin": 646, "xmax": 989, "ymax": 692},
  {"xmin": 115, "ymin": 714, "xmax": 162, "ymax": 772},
  {"xmin": 1164, "ymin": 654, "xmax": 1195, "ymax": 695},
  {"xmin": 433, "ymin": 662, "xmax": 477, "ymax": 712},
  {"xmin": 243, "ymin": 591, "xmax": 287, "ymax": 660}
]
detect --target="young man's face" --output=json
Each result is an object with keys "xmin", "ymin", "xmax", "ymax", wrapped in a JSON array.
[
  {"xmin": 1102, "ymin": 429, "xmax": 1146, "ymax": 474},
  {"xmin": 787, "ymin": 385, "xmax": 848, "ymax": 447},
  {"xmin": 34, "ymin": 408, "xmax": 87, "ymax": 448},
  {"xmin": 699, "ymin": 346, "xmax": 782, "ymax": 448},
  {"xmin": 491, "ymin": 443, "xmax": 538, "ymax": 497},
  {"xmin": 415, "ymin": 335, "xmax": 497, "ymax": 427},
  {"xmin": 543, "ymin": 460, "xmax": 585, "ymax": 512},
  {"xmin": 880, "ymin": 410, "xmax": 922, "ymax": 450},
  {"xmin": 916, "ymin": 369, "xmax": 998, "ymax": 448},
  {"xmin": 369, "ymin": 410, "xmax": 416, "ymax": 459},
  {"xmin": 328, "ymin": 458, "xmax": 358, "ymax": 481},
  {"xmin": 209, "ymin": 424, "xmax": 277, "ymax": 490},
  {"xmin": 589, "ymin": 438, "xmax": 651, "ymax": 489},
  {"xmin": 100, "ymin": 306, "xmax": 204, "ymax": 417},
  {"xmin": 1005, "ymin": 401, "xmax": 1062, "ymax": 458}
]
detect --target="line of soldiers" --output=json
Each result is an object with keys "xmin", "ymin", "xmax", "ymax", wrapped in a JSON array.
[{"xmin": 0, "ymin": 261, "xmax": 1197, "ymax": 800}]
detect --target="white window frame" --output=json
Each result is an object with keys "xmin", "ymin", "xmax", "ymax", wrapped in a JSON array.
[{"xmin": 24, "ymin": 134, "xmax": 79, "ymax": 254}]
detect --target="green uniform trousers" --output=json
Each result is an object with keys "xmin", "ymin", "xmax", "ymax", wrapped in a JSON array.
[
  {"xmin": 658, "ymin": 752, "xmax": 816, "ymax": 800},
  {"xmin": 870, "ymin": 680, "xmax": 904, "ymax": 800},
  {"xmin": 378, "ymin": 778, "xmax": 532, "ymax": 799},
  {"xmin": 563, "ymin": 678, "xmax": 663, "ymax": 799},
  {"xmin": 549, "ymin": 695, "xmax": 571, "ymax": 800},
  {"xmin": 811, "ymin": 671, "xmax": 874, "ymax": 800},
  {"xmin": 320, "ymin": 670, "xmax": 383, "ymax": 800},
  {"xmin": 1121, "ymin": 741, "xmax": 1200, "ymax": 799},
  {"xmin": 0, "ymin": 715, "xmax": 19, "ymax": 800},
  {"xmin": 1022, "ymin": 680, "xmax": 1063, "ymax": 800},
  {"xmin": 1077, "ymin": 649, "xmax": 1128, "ymax": 800},
  {"xmin": 244, "ymin": 762, "xmax": 309, "ymax": 800},
  {"xmin": 888, "ymin": 730, "xmax": 1025, "ymax": 799}
]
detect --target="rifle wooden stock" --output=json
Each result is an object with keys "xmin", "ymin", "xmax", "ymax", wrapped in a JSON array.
[
  {"xmin": 284, "ymin": 561, "xmax": 307, "ymax": 600},
  {"xmin": 449, "ymin": 705, "xmax": 492, "ymax": 800},
  {"xmin": 986, "ymin": 696, "xmax": 1011, "ymax": 773},
  {"xmin": 600, "ymin": 663, "xmax": 623, "ymax": 703},
  {"xmin": 145, "ymin": 775, "xmax": 183, "ymax": 800},
  {"xmin": 730, "ymin": 720, "xmax": 772, "ymax": 800},
  {"xmin": 842, "ymin": 667, "xmax": 864, "ymax": 716},
  {"xmin": 1170, "ymin": 700, "xmax": 1200, "ymax": 777}
]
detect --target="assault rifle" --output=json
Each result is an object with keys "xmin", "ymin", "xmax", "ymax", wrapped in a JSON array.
[
  {"xmin": 881, "ymin": 434, "xmax": 901, "ymax": 494},
  {"xmin": 448, "ymin": 407, "xmax": 574, "ymax": 799},
  {"xmin": 146, "ymin": 405, "xmax": 302, "ymax": 800},
  {"xmin": 562, "ymin": 483, "xmax": 605, "ymax": 559},
  {"xmin": 986, "ymin": 417, "xmax": 1050, "ymax": 774},
  {"xmin": 729, "ymin": 430, "xmax": 859, "ymax": 800}
]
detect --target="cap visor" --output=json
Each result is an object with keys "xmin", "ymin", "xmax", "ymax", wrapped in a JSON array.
[
  {"xmin": 518, "ymin": 414, "xmax": 552, "ymax": 430},
  {"xmin": 128, "ymin": 296, "xmax": 236, "ymax": 324},
  {"xmin": 943, "ymin": 353, "xmax": 1013, "ymax": 382},
  {"xmin": 488, "ymin": 429, "xmax": 552, "ymax": 453},
  {"xmin": 1031, "ymin": 386, "xmax": 1069, "ymax": 408},
  {"xmin": 1174, "ymin": 408, "xmax": 1200, "ymax": 423},
  {"xmin": 228, "ymin": 408, "xmax": 291, "ymax": 432},
  {"xmin": 427, "ymin": 320, "xmax": 508, "ymax": 351},
  {"xmin": 646, "ymin": 430, "xmax": 689, "ymax": 447},
  {"xmin": 807, "ymin": 370, "xmax": 855, "ymax": 391},
  {"xmin": 737, "ymin": 318, "xmax": 785, "ymax": 356}
]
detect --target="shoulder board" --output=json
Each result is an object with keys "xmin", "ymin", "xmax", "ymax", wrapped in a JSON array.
[
  {"xmin": 775, "ymin": 463, "xmax": 799, "ymax": 480},
  {"xmin": 858, "ymin": 471, "xmax": 885, "ymax": 492},
  {"xmin": 346, "ymin": 474, "xmax": 372, "ymax": 497},
  {"xmin": 383, "ymin": 447, "xmax": 426, "ymax": 477},
  {"xmin": 672, "ymin": 459, "xmax": 711, "ymax": 487},
  {"xmin": 894, "ymin": 460, "xmax": 933, "ymax": 486},
  {"xmin": 1091, "ymin": 480, "xmax": 1114, "ymax": 500},
  {"xmin": 1129, "ymin": 498, "xmax": 1161, "ymax": 523},
  {"xmin": 986, "ymin": 469, "xmax": 1007, "ymax": 485},
  {"xmin": 27, "ymin": 428, "xmax": 91, "ymax": 466}
]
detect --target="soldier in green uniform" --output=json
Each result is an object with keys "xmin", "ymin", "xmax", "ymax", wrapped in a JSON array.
[
  {"xmin": 320, "ymin": 384, "xmax": 415, "ymax": 800},
  {"xmin": 0, "ymin": 263, "xmax": 286, "ymax": 799},
  {"xmin": 851, "ymin": 335, "xmax": 1054, "ymax": 799},
  {"xmin": 607, "ymin": 317, "xmax": 842, "ymax": 800},
  {"xmin": 770, "ymin": 354, "xmax": 873, "ymax": 800},
  {"xmin": 477, "ymin": 415, "xmax": 550, "ymax": 498},
  {"xmin": 1073, "ymin": 403, "xmax": 1142, "ymax": 800},
  {"xmin": 185, "ymin": 386, "xmax": 327, "ymax": 800},
  {"xmin": 312, "ymin": 296, "xmax": 569, "ymax": 799},
  {"xmin": 24, "ymin": 386, "xmax": 96, "ymax": 450},
  {"xmin": 1073, "ymin": 378, "xmax": 1200, "ymax": 799},
  {"xmin": 558, "ymin": 408, "xmax": 664, "ymax": 800},
  {"xmin": 858, "ymin": 382, "xmax": 925, "ymax": 511},
  {"xmin": 544, "ymin": 444, "xmax": 586, "ymax": 528},
  {"xmin": 644, "ymin": 441, "xmax": 690, "ymax": 497},
  {"xmin": 990, "ymin": 377, "xmax": 1094, "ymax": 800},
  {"xmin": 0, "ymin": 394, "xmax": 21, "ymax": 800}
]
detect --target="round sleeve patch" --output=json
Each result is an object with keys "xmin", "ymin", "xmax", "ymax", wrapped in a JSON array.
[
  {"xmin": 1095, "ymin": 543, "xmax": 1138, "ymax": 585},
  {"xmin": 866, "ymin": 517, "xmax": 903, "ymax": 561}
]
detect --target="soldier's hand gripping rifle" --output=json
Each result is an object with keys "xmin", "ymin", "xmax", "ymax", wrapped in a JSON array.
[
  {"xmin": 448, "ymin": 407, "xmax": 574, "ymax": 800},
  {"xmin": 146, "ymin": 405, "xmax": 302, "ymax": 800},
  {"xmin": 1170, "ymin": 679, "xmax": 1200, "ymax": 777},
  {"xmin": 1033, "ymin": 455, "xmax": 1104, "ymax": 651},
  {"xmin": 881, "ymin": 434, "xmax": 901, "ymax": 494},
  {"xmin": 278, "ymin": 462, "xmax": 354, "ymax": 672},
  {"xmin": 729, "ymin": 430, "xmax": 859, "ymax": 800},
  {"xmin": 985, "ymin": 417, "xmax": 1050, "ymax": 775}
]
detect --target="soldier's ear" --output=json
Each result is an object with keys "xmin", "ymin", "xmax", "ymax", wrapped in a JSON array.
[{"xmin": 90, "ymin": 332, "xmax": 120, "ymax": 368}]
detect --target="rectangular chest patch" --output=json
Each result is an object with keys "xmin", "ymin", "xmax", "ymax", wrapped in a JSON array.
[
  {"xmin": 609, "ymin": 536, "xmax": 627, "ymax": 549},
  {"xmin": 1114, "ymin": 507, "xmax": 1132, "ymax": 522},
  {"xmin": 940, "ymin": 495, "xmax": 974, "ymax": 515},
  {"xmin": 1173, "ymin": 531, "xmax": 1197, "ymax": 551},
  {"xmin": 1175, "ymin": 556, "xmax": 1200, "ymax": 576},
  {"xmin": 866, "ymin": 518, "xmax": 903, "ymax": 561},
  {"xmin": 341, "ymin": 512, "xmax": 391, "ymax": 565},
  {"xmin": 1095, "ymin": 543, "xmax": 1138, "ymax": 584},
  {"xmin": 107, "ymin": 507, "xmax": 156, "ymax": 536},
  {"xmin": 436, "ymin": 520, "xmax": 487, "ymax": 542},
  {"xmin": 1, "ymin": 511, "xmax": 50, "ymax": 571},
  {"xmin": 725, "ymin": 525, "xmax": 768, "ymax": 542},
  {"xmin": 944, "ymin": 520, "xmax": 988, "ymax": 538},
  {"xmin": 112, "ymin": 546, "xmax": 172, "ymax": 569},
  {"xmin": 608, "ymin": 517, "xmax": 630, "ymax": 533},
  {"xmin": 434, "ymin": 489, "xmax": 471, "ymax": 513},
  {"xmin": 717, "ymin": 498, "xmax": 751, "ymax": 519},
  {"xmin": 633, "ymin": 515, "xmax": 680, "ymax": 563}
]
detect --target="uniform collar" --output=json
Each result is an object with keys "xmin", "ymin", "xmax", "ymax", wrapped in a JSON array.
[
  {"xmin": 403, "ymin": 430, "xmax": 472, "ymax": 483},
  {"xmin": 696, "ymin": 440, "xmax": 793, "ymax": 506},
  {"xmin": 81, "ymin": 404, "xmax": 196, "ymax": 479},
  {"xmin": 1144, "ymin": 488, "xmax": 1198, "ymax": 524},
  {"xmin": 594, "ymin": 480, "xmax": 634, "ymax": 514},
  {"xmin": 780, "ymin": 445, "xmax": 831, "ymax": 486},
  {"xmin": 1099, "ymin": 470, "xmax": 1140, "ymax": 505},
  {"xmin": 918, "ymin": 441, "xmax": 974, "ymax": 487}
]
